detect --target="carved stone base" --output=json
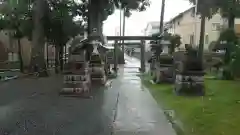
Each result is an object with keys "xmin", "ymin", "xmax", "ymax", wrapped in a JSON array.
[
  {"xmin": 174, "ymin": 74, "xmax": 205, "ymax": 96},
  {"xmin": 154, "ymin": 67, "xmax": 174, "ymax": 83}
]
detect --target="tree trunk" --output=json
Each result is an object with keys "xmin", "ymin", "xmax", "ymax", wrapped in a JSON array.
[
  {"xmin": 88, "ymin": 0, "xmax": 102, "ymax": 37},
  {"xmin": 17, "ymin": 38, "xmax": 23, "ymax": 72},
  {"xmin": 46, "ymin": 42, "xmax": 49, "ymax": 68},
  {"xmin": 30, "ymin": 0, "xmax": 48, "ymax": 76},
  {"xmin": 59, "ymin": 45, "xmax": 64, "ymax": 71},
  {"xmin": 169, "ymin": 44, "xmax": 174, "ymax": 54},
  {"xmin": 55, "ymin": 45, "xmax": 60, "ymax": 74},
  {"xmin": 198, "ymin": 15, "xmax": 206, "ymax": 61},
  {"xmin": 228, "ymin": 14, "xmax": 235, "ymax": 29},
  {"xmin": 228, "ymin": 7, "xmax": 235, "ymax": 29},
  {"xmin": 222, "ymin": 10, "xmax": 235, "ymax": 80},
  {"xmin": 64, "ymin": 45, "xmax": 67, "ymax": 64}
]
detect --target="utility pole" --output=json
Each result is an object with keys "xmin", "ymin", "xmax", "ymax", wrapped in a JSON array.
[
  {"xmin": 87, "ymin": 0, "xmax": 91, "ymax": 36},
  {"xmin": 159, "ymin": 0, "xmax": 166, "ymax": 34},
  {"xmin": 122, "ymin": 7, "xmax": 126, "ymax": 59},
  {"xmin": 119, "ymin": 4, "xmax": 122, "ymax": 37}
]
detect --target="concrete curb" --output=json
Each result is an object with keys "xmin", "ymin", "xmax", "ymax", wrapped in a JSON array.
[
  {"xmin": 0, "ymin": 68, "xmax": 55, "ymax": 83},
  {"xmin": 0, "ymin": 74, "xmax": 30, "ymax": 82},
  {"xmin": 1, "ymin": 75, "xmax": 19, "ymax": 82}
]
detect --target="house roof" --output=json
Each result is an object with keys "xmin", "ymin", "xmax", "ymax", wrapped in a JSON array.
[
  {"xmin": 167, "ymin": 7, "xmax": 195, "ymax": 24},
  {"xmin": 144, "ymin": 21, "xmax": 170, "ymax": 32},
  {"xmin": 145, "ymin": 21, "xmax": 160, "ymax": 30}
]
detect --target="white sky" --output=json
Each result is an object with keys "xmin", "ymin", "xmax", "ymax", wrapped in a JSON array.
[{"xmin": 103, "ymin": 0, "xmax": 192, "ymax": 36}]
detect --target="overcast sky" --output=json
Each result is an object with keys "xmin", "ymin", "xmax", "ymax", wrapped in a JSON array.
[{"xmin": 103, "ymin": 0, "xmax": 192, "ymax": 36}]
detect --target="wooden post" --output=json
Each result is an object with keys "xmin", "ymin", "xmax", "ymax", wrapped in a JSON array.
[
  {"xmin": 140, "ymin": 40, "xmax": 145, "ymax": 72},
  {"xmin": 113, "ymin": 40, "xmax": 118, "ymax": 71}
]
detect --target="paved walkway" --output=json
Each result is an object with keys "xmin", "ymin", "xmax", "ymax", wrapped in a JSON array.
[
  {"xmin": 0, "ymin": 76, "xmax": 118, "ymax": 135},
  {"xmin": 0, "ymin": 55, "xmax": 175, "ymax": 135},
  {"xmin": 112, "ymin": 55, "xmax": 176, "ymax": 135}
]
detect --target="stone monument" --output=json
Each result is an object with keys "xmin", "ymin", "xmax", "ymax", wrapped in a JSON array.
[
  {"xmin": 174, "ymin": 44, "xmax": 205, "ymax": 96},
  {"xmin": 60, "ymin": 39, "xmax": 91, "ymax": 97}
]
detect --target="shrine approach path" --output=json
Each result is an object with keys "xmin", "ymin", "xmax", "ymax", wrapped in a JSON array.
[{"xmin": 0, "ymin": 55, "xmax": 176, "ymax": 135}]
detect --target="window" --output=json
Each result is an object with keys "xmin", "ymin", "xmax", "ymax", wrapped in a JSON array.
[
  {"xmin": 212, "ymin": 23, "xmax": 221, "ymax": 31},
  {"xmin": 205, "ymin": 35, "xmax": 209, "ymax": 44},
  {"xmin": 177, "ymin": 21, "xmax": 180, "ymax": 25},
  {"xmin": 190, "ymin": 35, "xmax": 194, "ymax": 44}
]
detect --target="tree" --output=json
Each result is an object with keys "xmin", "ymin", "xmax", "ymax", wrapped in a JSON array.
[
  {"xmin": 0, "ymin": 0, "xmax": 33, "ymax": 72},
  {"xmin": 189, "ymin": 0, "xmax": 240, "ymax": 28},
  {"xmin": 29, "ymin": 0, "xmax": 49, "ymax": 76},
  {"xmin": 230, "ymin": 44, "xmax": 240, "ymax": 77},
  {"xmin": 44, "ymin": 0, "xmax": 86, "ymax": 72},
  {"xmin": 217, "ymin": 0, "xmax": 240, "ymax": 28},
  {"xmin": 167, "ymin": 34, "xmax": 181, "ymax": 54},
  {"xmin": 187, "ymin": 0, "xmax": 219, "ymax": 62},
  {"xmin": 217, "ymin": 28, "xmax": 238, "ymax": 79}
]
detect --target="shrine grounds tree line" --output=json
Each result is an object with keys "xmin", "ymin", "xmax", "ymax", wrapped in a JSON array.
[
  {"xmin": 187, "ymin": 0, "xmax": 240, "ymax": 79},
  {"xmin": 0, "ymin": 0, "xmax": 150, "ymax": 74}
]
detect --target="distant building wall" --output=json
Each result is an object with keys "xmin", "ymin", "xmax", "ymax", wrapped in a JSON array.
[
  {"xmin": 0, "ymin": 30, "xmax": 55, "ymax": 68},
  {"xmin": 167, "ymin": 7, "xmax": 240, "ymax": 51}
]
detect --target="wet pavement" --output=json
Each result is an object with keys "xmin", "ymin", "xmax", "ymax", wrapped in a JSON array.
[
  {"xmin": 0, "ymin": 76, "xmax": 118, "ymax": 135},
  {"xmin": 113, "ymin": 55, "xmax": 176, "ymax": 135},
  {"xmin": 0, "ymin": 55, "xmax": 175, "ymax": 135}
]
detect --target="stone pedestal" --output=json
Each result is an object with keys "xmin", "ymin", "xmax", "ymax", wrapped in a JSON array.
[
  {"xmin": 61, "ymin": 50, "xmax": 91, "ymax": 96},
  {"xmin": 173, "ymin": 46, "xmax": 205, "ymax": 96},
  {"xmin": 174, "ymin": 71, "xmax": 205, "ymax": 96},
  {"xmin": 90, "ymin": 54, "xmax": 106, "ymax": 85},
  {"xmin": 155, "ymin": 55, "xmax": 174, "ymax": 83}
]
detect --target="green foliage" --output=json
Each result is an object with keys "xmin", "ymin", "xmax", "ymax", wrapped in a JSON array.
[
  {"xmin": 0, "ymin": 0, "xmax": 33, "ymax": 39},
  {"xmin": 218, "ymin": 29, "xmax": 237, "ymax": 63},
  {"xmin": 114, "ymin": 0, "xmax": 150, "ymax": 11},
  {"xmin": 230, "ymin": 44, "xmax": 240, "ymax": 76},
  {"xmin": 218, "ymin": 28, "xmax": 238, "ymax": 44},
  {"xmin": 189, "ymin": 0, "xmax": 240, "ymax": 27},
  {"xmin": 166, "ymin": 34, "xmax": 181, "ymax": 54},
  {"xmin": 150, "ymin": 32, "xmax": 181, "ymax": 54},
  {"xmin": 217, "ymin": 0, "xmax": 240, "ymax": 18},
  {"xmin": 188, "ymin": 0, "xmax": 219, "ymax": 18},
  {"xmin": 43, "ymin": 0, "xmax": 86, "ymax": 46},
  {"xmin": 169, "ymin": 34, "xmax": 181, "ymax": 47},
  {"xmin": 99, "ymin": 0, "xmax": 150, "ymax": 20},
  {"xmin": 217, "ymin": 28, "xmax": 240, "ymax": 79}
]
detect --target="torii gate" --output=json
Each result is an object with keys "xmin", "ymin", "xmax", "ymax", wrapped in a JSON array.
[{"xmin": 107, "ymin": 36, "xmax": 161, "ymax": 72}]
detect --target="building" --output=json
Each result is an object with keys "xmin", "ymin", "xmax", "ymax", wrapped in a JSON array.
[
  {"xmin": 0, "ymin": 30, "xmax": 56, "ymax": 69},
  {"xmin": 143, "ymin": 22, "xmax": 160, "ymax": 52},
  {"xmin": 144, "ymin": 21, "xmax": 160, "ymax": 36},
  {"xmin": 0, "ymin": 31, "xmax": 32, "ymax": 66},
  {"xmin": 166, "ymin": 7, "xmax": 240, "ymax": 51},
  {"xmin": 143, "ymin": 21, "xmax": 170, "ymax": 52}
]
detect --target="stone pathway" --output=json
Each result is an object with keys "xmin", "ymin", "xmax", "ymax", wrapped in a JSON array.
[{"xmin": 112, "ymin": 55, "xmax": 176, "ymax": 135}]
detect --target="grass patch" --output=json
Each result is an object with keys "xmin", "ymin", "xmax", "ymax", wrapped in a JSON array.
[{"xmin": 143, "ymin": 77, "xmax": 240, "ymax": 135}]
